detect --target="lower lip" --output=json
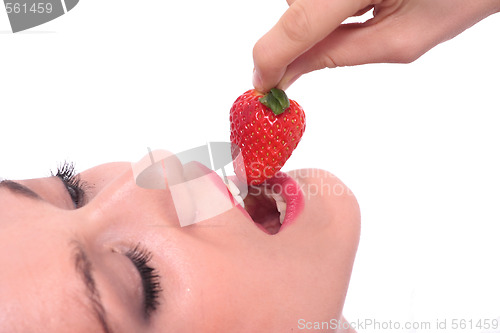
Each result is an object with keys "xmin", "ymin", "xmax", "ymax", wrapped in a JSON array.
[{"xmin": 265, "ymin": 171, "xmax": 304, "ymax": 231}]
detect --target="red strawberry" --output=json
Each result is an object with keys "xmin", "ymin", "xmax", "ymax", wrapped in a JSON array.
[{"xmin": 230, "ymin": 88, "xmax": 306, "ymax": 185}]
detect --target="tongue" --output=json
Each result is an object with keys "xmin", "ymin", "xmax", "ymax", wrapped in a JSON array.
[
  {"xmin": 243, "ymin": 190, "xmax": 281, "ymax": 235},
  {"xmin": 253, "ymin": 213, "xmax": 281, "ymax": 235}
]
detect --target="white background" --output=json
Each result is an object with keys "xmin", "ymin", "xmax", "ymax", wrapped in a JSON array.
[{"xmin": 1, "ymin": 1, "xmax": 499, "ymax": 331}]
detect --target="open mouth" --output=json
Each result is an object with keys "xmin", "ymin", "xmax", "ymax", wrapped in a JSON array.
[
  {"xmin": 225, "ymin": 177, "xmax": 289, "ymax": 235},
  {"xmin": 243, "ymin": 184, "xmax": 286, "ymax": 235}
]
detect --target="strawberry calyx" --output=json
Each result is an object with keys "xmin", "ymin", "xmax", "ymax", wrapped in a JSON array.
[{"xmin": 258, "ymin": 88, "xmax": 290, "ymax": 115}]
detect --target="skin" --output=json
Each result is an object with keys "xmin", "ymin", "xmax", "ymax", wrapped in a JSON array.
[
  {"xmin": 253, "ymin": 0, "xmax": 500, "ymax": 92},
  {"xmin": 0, "ymin": 154, "xmax": 360, "ymax": 332}
]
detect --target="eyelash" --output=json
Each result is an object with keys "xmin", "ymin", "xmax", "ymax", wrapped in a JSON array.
[
  {"xmin": 52, "ymin": 162, "xmax": 86, "ymax": 208},
  {"xmin": 126, "ymin": 244, "xmax": 162, "ymax": 317}
]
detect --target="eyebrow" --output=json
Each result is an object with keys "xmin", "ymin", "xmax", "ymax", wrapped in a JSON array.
[
  {"xmin": 71, "ymin": 240, "xmax": 114, "ymax": 333},
  {"xmin": 0, "ymin": 180, "xmax": 42, "ymax": 200}
]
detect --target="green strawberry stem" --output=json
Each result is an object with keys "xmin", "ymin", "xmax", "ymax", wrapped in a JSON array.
[{"xmin": 259, "ymin": 88, "xmax": 290, "ymax": 115}]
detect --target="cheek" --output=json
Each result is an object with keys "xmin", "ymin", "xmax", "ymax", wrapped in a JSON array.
[{"xmin": 145, "ymin": 239, "xmax": 244, "ymax": 332}]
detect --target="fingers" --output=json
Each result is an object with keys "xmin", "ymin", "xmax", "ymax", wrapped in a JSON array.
[
  {"xmin": 354, "ymin": 5, "xmax": 375, "ymax": 16},
  {"xmin": 275, "ymin": 23, "xmax": 382, "ymax": 90},
  {"xmin": 253, "ymin": 0, "xmax": 371, "ymax": 92},
  {"xmin": 276, "ymin": 18, "xmax": 421, "ymax": 90}
]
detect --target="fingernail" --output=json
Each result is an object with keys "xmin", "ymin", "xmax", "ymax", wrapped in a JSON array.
[
  {"xmin": 252, "ymin": 69, "xmax": 263, "ymax": 92},
  {"xmin": 279, "ymin": 73, "xmax": 301, "ymax": 91}
]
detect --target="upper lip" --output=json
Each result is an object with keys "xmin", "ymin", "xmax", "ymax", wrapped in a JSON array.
[{"xmin": 263, "ymin": 172, "xmax": 304, "ymax": 232}]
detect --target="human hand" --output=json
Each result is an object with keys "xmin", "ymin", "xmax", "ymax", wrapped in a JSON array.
[{"xmin": 252, "ymin": 0, "xmax": 500, "ymax": 92}]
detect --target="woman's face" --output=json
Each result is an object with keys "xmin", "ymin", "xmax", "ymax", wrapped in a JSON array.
[{"xmin": 0, "ymin": 152, "xmax": 360, "ymax": 332}]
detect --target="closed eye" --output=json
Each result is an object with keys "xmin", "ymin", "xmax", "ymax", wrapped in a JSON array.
[
  {"xmin": 125, "ymin": 244, "xmax": 162, "ymax": 319},
  {"xmin": 52, "ymin": 161, "xmax": 87, "ymax": 208}
]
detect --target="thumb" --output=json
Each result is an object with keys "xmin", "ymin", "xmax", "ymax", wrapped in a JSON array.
[{"xmin": 252, "ymin": 0, "xmax": 372, "ymax": 92}]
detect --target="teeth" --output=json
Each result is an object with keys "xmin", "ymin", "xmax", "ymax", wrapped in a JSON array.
[
  {"xmin": 277, "ymin": 201, "xmax": 286, "ymax": 224},
  {"xmin": 270, "ymin": 192, "xmax": 284, "ymax": 203},
  {"xmin": 227, "ymin": 179, "xmax": 240, "ymax": 196},
  {"xmin": 224, "ymin": 179, "xmax": 287, "ymax": 222},
  {"xmin": 270, "ymin": 192, "xmax": 287, "ymax": 224},
  {"xmin": 233, "ymin": 194, "xmax": 245, "ymax": 207},
  {"xmin": 226, "ymin": 179, "xmax": 245, "ymax": 208}
]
